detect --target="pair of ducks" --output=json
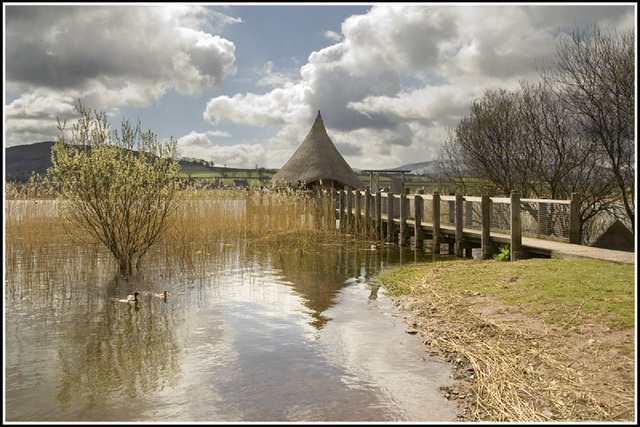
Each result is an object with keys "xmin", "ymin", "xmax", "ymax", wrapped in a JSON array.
[{"xmin": 114, "ymin": 290, "xmax": 169, "ymax": 303}]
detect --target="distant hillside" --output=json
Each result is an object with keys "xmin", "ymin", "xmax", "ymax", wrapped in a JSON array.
[
  {"xmin": 392, "ymin": 161, "xmax": 442, "ymax": 176},
  {"xmin": 354, "ymin": 161, "xmax": 443, "ymax": 176},
  {"xmin": 4, "ymin": 141, "xmax": 276, "ymax": 182},
  {"xmin": 5, "ymin": 141, "xmax": 56, "ymax": 181}
]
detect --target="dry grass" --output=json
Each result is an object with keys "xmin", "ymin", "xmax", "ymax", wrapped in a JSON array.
[
  {"xmin": 379, "ymin": 263, "xmax": 635, "ymax": 422},
  {"xmin": 6, "ymin": 188, "xmax": 340, "ymax": 278}
]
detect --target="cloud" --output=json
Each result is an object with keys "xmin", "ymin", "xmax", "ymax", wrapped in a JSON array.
[
  {"xmin": 323, "ymin": 30, "xmax": 342, "ymax": 42},
  {"xmin": 6, "ymin": 5, "xmax": 237, "ymax": 95},
  {"xmin": 5, "ymin": 5, "xmax": 238, "ymax": 144},
  {"xmin": 206, "ymin": 130, "xmax": 231, "ymax": 138},
  {"xmin": 202, "ymin": 4, "xmax": 633, "ymax": 169},
  {"xmin": 177, "ymin": 131, "xmax": 266, "ymax": 168},
  {"xmin": 204, "ymin": 83, "xmax": 312, "ymax": 127},
  {"xmin": 4, "ymin": 93, "xmax": 78, "ymax": 146},
  {"xmin": 255, "ymin": 61, "xmax": 299, "ymax": 87}
]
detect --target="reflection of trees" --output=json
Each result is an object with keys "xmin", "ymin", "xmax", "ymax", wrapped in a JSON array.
[{"xmin": 55, "ymin": 275, "xmax": 180, "ymax": 414}]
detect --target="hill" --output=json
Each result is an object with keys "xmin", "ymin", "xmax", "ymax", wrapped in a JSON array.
[
  {"xmin": 4, "ymin": 141, "xmax": 277, "ymax": 183},
  {"xmin": 354, "ymin": 161, "xmax": 443, "ymax": 176},
  {"xmin": 393, "ymin": 161, "xmax": 441, "ymax": 176},
  {"xmin": 5, "ymin": 141, "xmax": 56, "ymax": 181}
]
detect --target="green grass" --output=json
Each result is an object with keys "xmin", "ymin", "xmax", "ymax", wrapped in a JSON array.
[{"xmin": 377, "ymin": 258, "xmax": 636, "ymax": 330}]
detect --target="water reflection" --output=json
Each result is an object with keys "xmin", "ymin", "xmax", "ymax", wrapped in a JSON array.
[
  {"xmin": 6, "ymin": 233, "xmax": 456, "ymax": 422},
  {"xmin": 55, "ymin": 275, "xmax": 181, "ymax": 419}
]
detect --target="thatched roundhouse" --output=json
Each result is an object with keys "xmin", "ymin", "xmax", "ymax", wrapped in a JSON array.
[{"xmin": 272, "ymin": 111, "xmax": 364, "ymax": 190}]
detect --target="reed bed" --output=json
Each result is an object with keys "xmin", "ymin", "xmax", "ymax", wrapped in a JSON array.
[{"xmin": 6, "ymin": 188, "xmax": 341, "ymax": 278}]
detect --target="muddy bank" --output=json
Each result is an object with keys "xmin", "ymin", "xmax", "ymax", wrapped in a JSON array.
[{"xmin": 384, "ymin": 277, "xmax": 635, "ymax": 422}]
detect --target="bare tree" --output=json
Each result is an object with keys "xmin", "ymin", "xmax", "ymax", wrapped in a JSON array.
[
  {"xmin": 518, "ymin": 80, "xmax": 622, "ymax": 238},
  {"xmin": 543, "ymin": 24, "xmax": 635, "ymax": 230},
  {"xmin": 443, "ymin": 88, "xmax": 533, "ymax": 196}
]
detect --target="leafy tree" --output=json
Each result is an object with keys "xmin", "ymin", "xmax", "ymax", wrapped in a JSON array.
[{"xmin": 48, "ymin": 102, "xmax": 181, "ymax": 276}]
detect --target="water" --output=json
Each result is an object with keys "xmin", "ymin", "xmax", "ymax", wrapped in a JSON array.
[{"xmin": 5, "ymin": 235, "xmax": 457, "ymax": 422}]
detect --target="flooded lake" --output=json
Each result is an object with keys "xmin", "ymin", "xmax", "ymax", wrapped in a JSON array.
[{"xmin": 5, "ymin": 203, "xmax": 458, "ymax": 422}]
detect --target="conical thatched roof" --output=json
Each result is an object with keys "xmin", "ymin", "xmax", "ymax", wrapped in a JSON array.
[{"xmin": 272, "ymin": 111, "xmax": 364, "ymax": 189}]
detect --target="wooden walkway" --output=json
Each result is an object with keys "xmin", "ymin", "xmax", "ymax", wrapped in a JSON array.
[
  {"xmin": 403, "ymin": 218, "xmax": 635, "ymax": 264},
  {"xmin": 331, "ymin": 189, "xmax": 634, "ymax": 265}
]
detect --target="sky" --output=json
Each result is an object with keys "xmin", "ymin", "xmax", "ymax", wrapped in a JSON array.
[{"xmin": 3, "ymin": 3, "xmax": 636, "ymax": 170}]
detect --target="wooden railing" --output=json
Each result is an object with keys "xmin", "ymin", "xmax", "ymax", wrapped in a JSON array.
[{"xmin": 327, "ymin": 189, "xmax": 581, "ymax": 260}]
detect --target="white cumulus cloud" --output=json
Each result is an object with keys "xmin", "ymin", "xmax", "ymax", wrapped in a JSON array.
[
  {"xmin": 201, "ymin": 4, "xmax": 633, "ymax": 169},
  {"xmin": 177, "ymin": 131, "xmax": 266, "ymax": 168},
  {"xmin": 5, "ymin": 5, "xmax": 238, "ymax": 144}
]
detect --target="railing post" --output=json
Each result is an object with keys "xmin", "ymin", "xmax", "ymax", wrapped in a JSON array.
[
  {"xmin": 481, "ymin": 195, "xmax": 492, "ymax": 260},
  {"xmin": 432, "ymin": 192, "xmax": 440, "ymax": 254},
  {"xmin": 346, "ymin": 188, "xmax": 353, "ymax": 233},
  {"xmin": 387, "ymin": 191, "xmax": 395, "ymax": 243},
  {"xmin": 338, "ymin": 189, "xmax": 345, "ymax": 231},
  {"xmin": 375, "ymin": 190, "xmax": 382, "ymax": 241},
  {"xmin": 455, "ymin": 194, "xmax": 464, "ymax": 257},
  {"xmin": 448, "ymin": 195, "xmax": 455, "ymax": 254},
  {"xmin": 570, "ymin": 193, "xmax": 581, "ymax": 244},
  {"xmin": 399, "ymin": 193, "xmax": 408, "ymax": 246},
  {"xmin": 330, "ymin": 188, "xmax": 337, "ymax": 231},
  {"xmin": 364, "ymin": 188, "xmax": 371, "ymax": 238},
  {"xmin": 510, "ymin": 191, "xmax": 523, "ymax": 260},
  {"xmin": 354, "ymin": 189, "xmax": 361, "ymax": 234},
  {"xmin": 414, "ymin": 194, "xmax": 423, "ymax": 249}
]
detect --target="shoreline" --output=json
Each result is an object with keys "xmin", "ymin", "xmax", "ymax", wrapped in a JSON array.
[{"xmin": 378, "ymin": 258, "xmax": 636, "ymax": 422}]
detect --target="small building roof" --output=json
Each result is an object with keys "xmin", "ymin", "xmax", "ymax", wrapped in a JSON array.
[{"xmin": 272, "ymin": 111, "xmax": 364, "ymax": 189}]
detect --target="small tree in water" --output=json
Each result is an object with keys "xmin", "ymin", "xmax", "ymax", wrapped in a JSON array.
[{"xmin": 49, "ymin": 102, "xmax": 181, "ymax": 277}]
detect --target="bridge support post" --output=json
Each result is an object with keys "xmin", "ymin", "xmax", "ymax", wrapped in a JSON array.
[
  {"xmin": 354, "ymin": 190, "xmax": 361, "ymax": 235},
  {"xmin": 433, "ymin": 192, "xmax": 441, "ymax": 254},
  {"xmin": 481, "ymin": 195, "xmax": 493, "ymax": 259},
  {"xmin": 448, "ymin": 195, "xmax": 455, "ymax": 254},
  {"xmin": 399, "ymin": 193, "xmax": 408, "ymax": 246},
  {"xmin": 329, "ymin": 188, "xmax": 336, "ymax": 231},
  {"xmin": 455, "ymin": 195, "xmax": 464, "ymax": 257},
  {"xmin": 338, "ymin": 190, "xmax": 345, "ymax": 231},
  {"xmin": 364, "ymin": 188, "xmax": 371, "ymax": 239},
  {"xmin": 510, "ymin": 191, "xmax": 524, "ymax": 260},
  {"xmin": 414, "ymin": 195, "xmax": 423, "ymax": 249},
  {"xmin": 387, "ymin": 192, "xmax": 395, "ymax": 243},
  {"xmin": 346, "ymin": 188, "xmax": 353, "ymax": 233},
  {"xmin": 375, "ymin": 191, "xmax": 382, "ymax": 241}
]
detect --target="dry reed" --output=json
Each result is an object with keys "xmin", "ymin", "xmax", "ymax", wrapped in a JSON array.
[
  {"xmin": 6, "ymin": 188, "xmax": 342, "ymax": 278},
  {"xmin": 395, "ymin": 275, "xmax": 633, "ymax": 422}
]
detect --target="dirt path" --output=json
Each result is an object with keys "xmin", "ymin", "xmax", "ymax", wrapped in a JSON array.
[{"xmin": 392, "ymin": 291, "xmax": 635, "ymax": 422}]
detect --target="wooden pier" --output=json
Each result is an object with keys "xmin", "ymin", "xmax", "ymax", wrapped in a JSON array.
[{"xmin": 328, "ymin": 189, "xmax": 634, "ymax": 264}]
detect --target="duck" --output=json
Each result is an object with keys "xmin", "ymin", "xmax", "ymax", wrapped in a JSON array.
[
  {"xmin": 112, "ymin": 292, "xmax": 139, "ymax": 303},
  {"xmin": 138, "ymin": 290, "xmax": 169, "ymax": 300},
  {"xmin": 153, "ymin": 290, "xmax": 169, "ymax": 300}
]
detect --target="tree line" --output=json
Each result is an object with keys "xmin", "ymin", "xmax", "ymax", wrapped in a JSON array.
[{"xmin": 438, "ymin": 24, "xmax": 635, "ymax": 240}]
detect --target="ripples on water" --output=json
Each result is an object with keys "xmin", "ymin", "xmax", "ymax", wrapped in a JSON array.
[{"xmin": 5, "ymin": 201, "xmax": 457, "ymax": 422}]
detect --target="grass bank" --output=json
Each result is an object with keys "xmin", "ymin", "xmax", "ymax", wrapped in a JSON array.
[{"xmin": 377, "ymin": 258, "xmax": 635, "ymax": 422}]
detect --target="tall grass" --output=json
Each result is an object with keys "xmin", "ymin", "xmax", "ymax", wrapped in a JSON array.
[{"xmin": 6, "ymin": 188, "xmax": 341, "ymax": 278}]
